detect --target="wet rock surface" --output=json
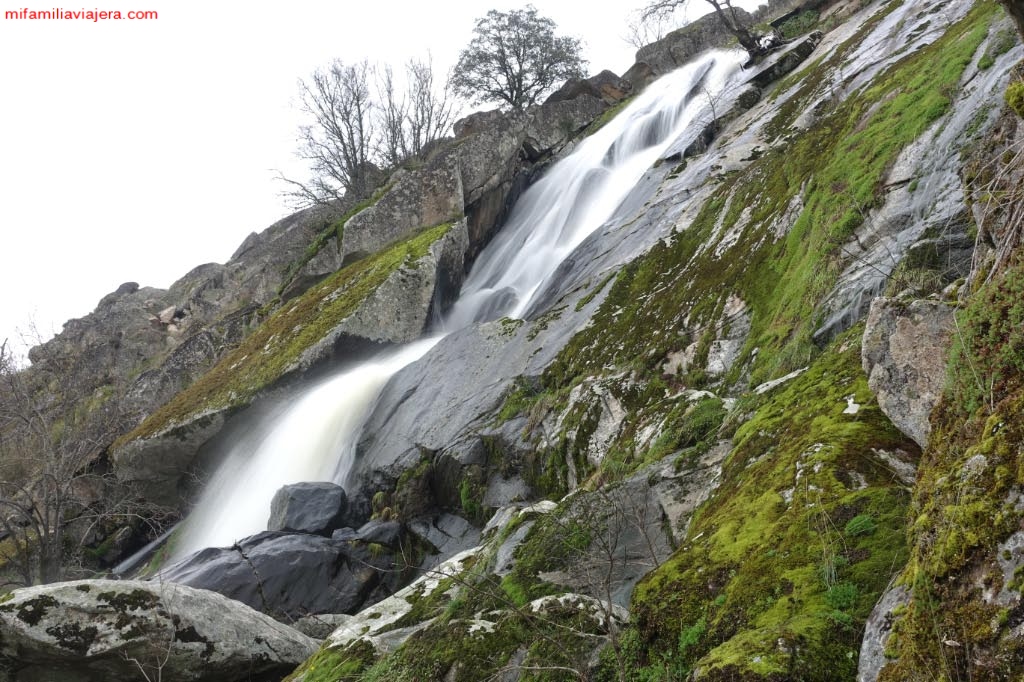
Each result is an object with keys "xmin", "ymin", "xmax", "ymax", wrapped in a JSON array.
[
  {"xmin": 158, "ymin": 529, "xmax": 407, "ymax": 621},
  {"xmin": 268, "ymin": 481, "xmax": 349, "ymax": 535}
]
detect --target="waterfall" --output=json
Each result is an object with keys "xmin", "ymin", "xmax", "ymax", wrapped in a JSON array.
[{"xmin": 170, "ymin": 49, "xmax": 746, "ymax": 561}]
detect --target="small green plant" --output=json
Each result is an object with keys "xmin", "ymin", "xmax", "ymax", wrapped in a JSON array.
[
  {"xmin": 459, "ymin": 478, "xmax": 483, "ymax": 522},
  {"xmin": 825, "ymin": 582, "xmax": 859, "ymax": 611},
  {"xmin": 678, "ymin": 616, "xmax": 707, "ymax": 654},
  {"xmin": 844, "ymin": 514, "xmax": 878, "ymax": 537},
  {"xmin": 1006, "ymin": 81, "xmax": 1024, "ymax": 118},
  {"xmin": 778, "ymin": 10, "xmax": 819, "ymax": 40}
]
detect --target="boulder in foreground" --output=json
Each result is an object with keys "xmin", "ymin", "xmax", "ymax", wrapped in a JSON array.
[{"xmin": 0, "ymin": 579, "xmax": 316, "ymax": 682}]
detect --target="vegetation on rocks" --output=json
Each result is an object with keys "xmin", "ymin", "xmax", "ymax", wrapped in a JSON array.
[
  {"xmin": 117, "ymin": 221, "xmax": 457, "ymax": 444},
  {"xmin": 544, "ymin": 2, "xmax": 996, "ymax": 398},
  {"xmin": 877, "ymin": 254, "xmax": 1024, "ymax": 680},
  {"xmin": 608, "ymin": 331, "xmax": 914, "ymax": 680}
]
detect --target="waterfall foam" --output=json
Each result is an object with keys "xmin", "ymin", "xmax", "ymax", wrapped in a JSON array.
[{"xmin": 170, "ymin": 49, "xmax": 746, "ymax": 561}]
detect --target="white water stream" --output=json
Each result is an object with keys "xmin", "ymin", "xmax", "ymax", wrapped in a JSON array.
[{"xmin": 171, "ymin": 49, "xmax": 746, "ymax": 560}]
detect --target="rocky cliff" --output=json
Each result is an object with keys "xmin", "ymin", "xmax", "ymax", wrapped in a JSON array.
[{"xmin": 3, "ymin": 0, "xmax": 1024, "ymax": 680}]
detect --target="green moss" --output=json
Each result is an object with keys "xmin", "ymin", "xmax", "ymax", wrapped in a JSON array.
[
  {"xmin": 1007, "ymin": 80, "xmax": 1024, "ymax": 118},
  {"xmin": 541, "ymin": 2, "xmax": 995, "ymax": 398},
  {"xmin": 497, "ymin": 316, "xmax": 524, "ymax": 337},
  {"xmin": 575, "ymin": 271, "xmax": 617, "ymax": 312},
  {"xmin": 285, "ymin": 639, "xmax": 377, "ymax": 682},
  {"xmin": 778, "ymin": 10, "xmax": 819, "ymax": 40},
  {"xmin": 526, "ymin": 305, "xmax": 566, "ymax": 342},
  {"xmin": 355, "ymin": 598, "xmax": 606, "ymax": 681},
  {"xmin": 119, "ymin": 221, "xmax": 457, "ymax": 445},
  {"xmin": 277, "ymin": 184, "xmax": 395, "ymax": 297},
  {"xmin": 610, "ymin": 332, "xmax": 914, "ymax": 680},
  {"xmin": 946, "ymin": 254, "xmax": 1024, "ymax": 414},
  {"xmin": 45, "ymin": 621, "xmax": 99, "ymax": 656},
  {"xmin": 880, "ymin": 258, "xmax": 1024, "ymax": 678},
  {"xmin": 583, "ymin": 96, "xmax": 636, "ymax": 138},
  {"xmin": 6, "ymin": 595, "xmax": 58, "ymax": 627},
  {"xmin": 458, "ymin": 478, "xmax": 485, "ymax": 523}
]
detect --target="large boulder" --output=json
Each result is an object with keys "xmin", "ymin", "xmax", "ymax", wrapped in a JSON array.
[
  {"xmin": 341, "ymin": 154, "xmax": 464, "ymax": 262},
  {"xmin": 523, "ymin": 94, "xmax": 608, "ymax": 161},
  {"xmin": 268, "ymin": 481, "xmax": 348, "ymax": 535},
  {"xmin": 546, "ymin": 70, "xmax": 632, "ymax": 106},
  {"xmin": 158, "ymin": 530, "xmax": 405, "ymax": 620},
  {"xmin": 857, "ymin": 585, "xmax": 911, "ymax": 682},
  {"xmin": 862, "ymin": 298, "xmax": 954, "ymax": 448},
  {"xmin": 0, "ymin": 579, "xmax": 315, "ymax": 682}
]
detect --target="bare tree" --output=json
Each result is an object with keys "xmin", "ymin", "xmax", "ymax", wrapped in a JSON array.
[
  {"xmin": 374, "ymin": 63, "xmax": 409, "ymax": 170},
  {"xmin": 623, "ymin": 7, "xmax": 679, "ymax": 50},
  {"xmin": 282, "ymin": 59, "xmax": 378, "ymax": 209},
  {"xmin": 280, "ymin": 56, "xmax": 458, "ymax": 212},
  {"xmin": 451, "ymin": 6, "xmax": 587, "ymax": 110},
  {"xmin": 404, "ymin": 56, "xmax": 458, "ymax": 160},
  {"xmin": 0, "ymin": 338, "xmax": 169, "ymax": 587},
  {"xmin": 375, "ymin": 57, "xmax": 459, "ymax": 168},
  {"xmin": 544, "ymin": 486, "xmax": 668, "ymax": 682}
]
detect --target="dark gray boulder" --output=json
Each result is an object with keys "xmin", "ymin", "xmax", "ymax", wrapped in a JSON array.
[
  {"xmin": 331, "ymin": 527, "xmax": 358, "ymax": 542},
  {"xmin": 159, "ymin": 530, "xmax": 403, "ymax": 620},
  {"xmin": 268, "ymin": 481, "xmax": 348, "ymax": 535},
  {"xmin": 0, "ymin": 579, "xmax": 315, "ymax": 682},
  {"xmin": 356, "ymin": 519, "xmax": 403, "ymax": 547}
]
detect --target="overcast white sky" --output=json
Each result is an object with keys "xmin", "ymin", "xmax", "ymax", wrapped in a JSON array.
[{"xmin": 0, "ymin": 0, "xmax": 757, "ymax": 359}]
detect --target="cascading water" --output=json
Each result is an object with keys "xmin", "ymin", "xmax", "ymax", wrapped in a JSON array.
[
  {"xmin": 445, "ymin": 51, "xmax": 745, "ymax": 329},
  {"xmin": 170, "ymin": 49, "xmax": 747, "ymax": 561}
]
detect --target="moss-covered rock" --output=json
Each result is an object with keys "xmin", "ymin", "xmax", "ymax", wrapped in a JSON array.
[
  {"xmin": 543, "ymin": 2, "xmax": 995, "ymax": 398},
  {"xmin": 1006, "ymin": 80, "xmax": 1024, "ymax": 118},
  {"xmin": 0, "ymin": 579, "xmax": 315, "ymax": 682},
  {"xmin": 616, "ymin": 331, "xmax": 915, "ymax": 680},
  {"xmin": 876, "ymin": 256, "xmax": 1024, "ymax": 681}
]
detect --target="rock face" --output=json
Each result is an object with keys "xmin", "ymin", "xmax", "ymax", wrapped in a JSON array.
[
  {"xmin": 862, "ymin": 298, "xmax": 954, "ymax": 448},
  {"xmin": 28, "ymin": 204, "xmax": 341, "ymax": 430},
  {"xmin": 546, "ymin": 70, "xmax": 632, "ymax": 106},
  {"xmin": 268, "ymin": 481, "xmax": 348, "ymax": 535},
  {"xmin": 112, "ymin": 219, "xmax": 469, "ymax": 506},
  {"xmin": 0, "ymin": 579, "xmax": 316, "ymax": 682},
  {"xmin": 628, "ymin": 9, "xmax": 755, "ymax": 84},
  {"xmin": 857, "ymin": 585, "xmax": 911, "ymax": 682},
  {"xmin": 158, "ymin": 529, "xmax": 407, "ymax": 620},
  {"xmin": 341, "ymin": 154, "xmax": 464, "ymax": 262}
]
